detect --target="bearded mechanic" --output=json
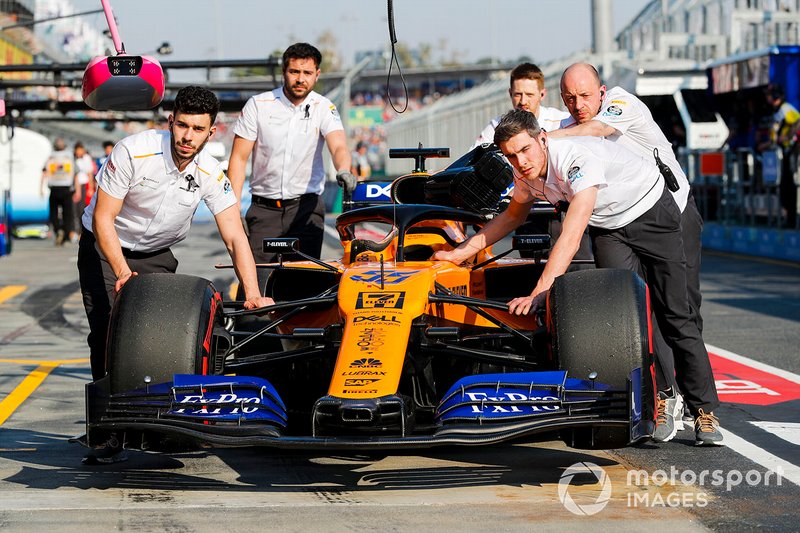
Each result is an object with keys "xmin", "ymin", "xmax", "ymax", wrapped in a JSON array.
[
  {"xmin": 78, "ymin": 86, "xmax": 273, "ymax": 383},
  {"xmin": 435, "ymin": 109, "xmax": 723, "ymax": 446},
  {"xmin": 228, "ymin": 42, "xmax": 355, "ymax": 263},
  {"xmin": 548, "ymin": 63, "xmax": 706, "ymax": 443}
]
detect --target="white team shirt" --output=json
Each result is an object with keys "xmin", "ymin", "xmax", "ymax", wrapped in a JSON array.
[
  {"xmin": 472, "ymin": 105, "xmax": 570, "ymax": 149},
  {"xmin": 75, "ymin": 153, "xmax": 95, "ymax": 186},
  {"xmin": 592, "ymin": 86, "xmax": 690, "ymax": 211},
  {"xmin": 512, "ymin": 136, "xmax": 664, "ymax": 230},
  {"xmin": 44, "ymin": 150, "xmax": 75, "ymax": 187},
  {"xmin": 232, "ymin": 87, "xmax": 344, "ymax": 199},
  {"xmin": 82, "ymin": 129, "xmax": 235, "ymax": 252}
]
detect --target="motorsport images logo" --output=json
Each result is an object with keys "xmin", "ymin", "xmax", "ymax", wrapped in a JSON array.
[
  {"xmin": 557, "ymin": 462, "xmax": 784, "ymax": 515},
  {"xmin": 557, "ymin": 462, "xmax": 613, "ymax": 516}
]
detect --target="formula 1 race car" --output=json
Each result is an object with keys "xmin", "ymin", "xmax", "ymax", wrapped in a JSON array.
[{"xmin": 81, "ymin": 145, "xmax": 656, "ymax": 453}]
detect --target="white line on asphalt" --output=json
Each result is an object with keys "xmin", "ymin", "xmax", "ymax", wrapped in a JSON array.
[
  {"xmin": 706, "ymin": 343, "xmax": 800, "ymax": 384},
  {"xmin": 719, "ymin": 428, "xmax": 800, "ymax": 487},
  {"xmin": 750, "ymin": 421, "xmax": 800, "ymax": 446},
  {"xmin": 705, "ymin": 344, "xmax": 800, "ymax": 487}
]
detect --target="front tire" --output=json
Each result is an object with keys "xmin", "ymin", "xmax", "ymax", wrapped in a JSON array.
[
  {"xmin": 549, "ymin": 268, "xmax": 653, "ymax": 449},
  {"xmin": 106, "ymin": 273, "xmax": 222, "ymax": 394}
]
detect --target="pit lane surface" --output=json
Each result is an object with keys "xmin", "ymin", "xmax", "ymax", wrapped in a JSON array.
[{"xmin": 0, "ymin": 222, "xmax": 797, "ymax": 532}]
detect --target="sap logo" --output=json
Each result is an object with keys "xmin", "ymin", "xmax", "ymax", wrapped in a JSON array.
[
  {"xmin": 350, "ymin": 357, "xmax": 382, "ymax": 368},
  {"xmin": 351, "ymin": 270, "xmax": 420, "ymax": 284},
  {"xmin": 365, "ymin": 183, "xmax": 392, "ymax": 199},
  {"xmin": 344, "ymin": 378, "xmax": 381, "ymax": 387},
  {"xmin": 354, "ymin": 315, "xmax": 400, "ymax": 323}
]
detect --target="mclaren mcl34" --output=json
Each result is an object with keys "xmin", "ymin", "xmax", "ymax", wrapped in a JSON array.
[{"xmin": 81, "ymin": 145, "xmax": 656, "ymax": 454}]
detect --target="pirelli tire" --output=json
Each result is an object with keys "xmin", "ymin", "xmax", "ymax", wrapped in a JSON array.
[
  {"xmin": 106, "ymin": 273, "xmax": 222, "ymax": 394},
  {"xmin": 548, "ymin": 268, "xmax": 652, "ymax": 449}
]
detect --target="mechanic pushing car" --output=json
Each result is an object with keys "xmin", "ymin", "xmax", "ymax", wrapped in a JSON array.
[
  {"xmin": 78, "ymin": 86, "xmax": 274, "ymax": 383},
  {"xmin": 471, "ymin": 61, "xmax": 591, "ymax": 262},
  {"xmin": 549, "ymin": 62, "xmax": 705, "ymax": 443},
  {"xmin": 227, "ymin": 42, "xmax": 357, "ymax": 263},
  {"xmin": 434, "ymin": 109, "xmax": 723, "ymax": 447},
  {"xmin": 471, "ymin": 62, "xmax": 570, "ymax": 148}
]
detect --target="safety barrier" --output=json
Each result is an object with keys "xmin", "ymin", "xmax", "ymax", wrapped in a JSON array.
[
  {"xmin": 679, "ymin": 147, "xmax": 799, "ymax": 229},
  {"xmin": 679, "ymin": 147, "xmax": 800, "ymax": 262}
]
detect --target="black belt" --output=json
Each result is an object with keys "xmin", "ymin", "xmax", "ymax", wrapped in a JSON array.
[
  {"xmin": 82, "ymin": 230, "xmax": 171, "ymax": 259},
  {"xmin": 252, "ymin": 193, "xmax": 317, "ymax": 208}
]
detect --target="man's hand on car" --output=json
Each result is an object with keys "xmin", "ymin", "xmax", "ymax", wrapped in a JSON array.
[
  {"xmin": 507, "ymin": 291, "xmax": 546, "ymax": 316},
  {"xmin": 336, "ymin": 170, "xmax": 358, "ymax": 194},
  {"xmin": 243, "ymin": 295, "xmax": 275, "ymax": 310}
]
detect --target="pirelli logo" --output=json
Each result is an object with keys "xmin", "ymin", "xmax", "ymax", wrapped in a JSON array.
[{"xmin": 355, "ymin": 291, "xmax": 405, "ymax": 309}]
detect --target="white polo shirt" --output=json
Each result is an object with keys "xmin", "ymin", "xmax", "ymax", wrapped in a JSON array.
[
  {"xmin": 82, "ymin": 129, "xmax": 235, "ymax": 252},
  {"xmin": 232, "ymin": 87, "xmax": 344, "ymax": 199},
  {"xmin": 44, "ymin": 150, "xmax": 75, "ymax": 187},
  {"xmin": 512, "ymin": 136, "xmax": 664, "ymax": 230},
  {"xmin": 472, "ymin": 105, "xmax": 570, "ymax": 149},
  {"xmin": 593, "ymin": 86, "xmax": 690, "ymax": 212}
]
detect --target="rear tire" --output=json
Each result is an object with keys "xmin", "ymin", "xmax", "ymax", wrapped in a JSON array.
[
  {"xmin": 106, "ymin": 273, "xmax": 222, "ymax": 394},
  {"xmin": 549, "ymin": 268, "xmax": 652, "ymax": 449}
]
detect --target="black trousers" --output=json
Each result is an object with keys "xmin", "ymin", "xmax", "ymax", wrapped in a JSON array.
[
  {"xmin": 245, "ymin": 194, "xmax": 325, "ymax": 263},
  {"xmin": 589, "ymin": 187, "xmax": 719, "ymax": 415},
  {"xmin": 77, "ymin": 230, "xmax": 178, "ymax": 380},
  {"xmin": 48, "ymin": 186, "xmax": 74, "ymax": 237},
  {"xmin": 649, "ymin": 194, "xmax": 704, "ymax": 391}
]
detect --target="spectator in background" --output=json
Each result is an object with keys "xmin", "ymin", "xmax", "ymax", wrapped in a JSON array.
[
  {"xmin": 41, "ymin": 138, "xmax": 78, "ymax": 246},
  {"xmin": 350, "ymin": 141, "xmax": 372, "ymax": 179},
  {"xmin": 763, "ymin": 84, "xmax": 800, "ymax": 227},
  {"xmin": 96, "ymin": 140, "xmax": 114, "ymax": 171},
  {"xmin": 73, "ymin": 142, "xmax": 97, "ymax": 240}
]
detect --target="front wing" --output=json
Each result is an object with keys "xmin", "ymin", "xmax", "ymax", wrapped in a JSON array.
[{"xmin": 84, "ymin": 370, "xmax": 653, "ymax": 449}]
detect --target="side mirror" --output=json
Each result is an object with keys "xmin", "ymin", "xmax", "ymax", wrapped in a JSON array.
[{"xmin": 82, "ymin": 55, "xmax": 165, "ymax": 111}]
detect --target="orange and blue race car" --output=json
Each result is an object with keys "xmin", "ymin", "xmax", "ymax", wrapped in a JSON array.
[{"xmin": 80, "ymin": 145, "xmax": 656, "ymax": 454}]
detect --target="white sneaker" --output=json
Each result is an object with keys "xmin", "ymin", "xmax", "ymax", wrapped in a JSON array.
[{"xmin": 653, "ymin": 390, "xmax": 685, "ymax": 442}]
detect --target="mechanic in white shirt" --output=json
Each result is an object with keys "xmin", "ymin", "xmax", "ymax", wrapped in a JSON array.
[
  {"xmin": 435, "ymin": 109, "xmax": 722, "ymax": 446},
  {"xmin": 41, "ymin": 138, "xmax": 79, "ymax": 245},
  {"xmin": 228, "ymin": 42, "xmax": 355, "ymax": 262},
  {"xmin": 471, "ymin": 63, "xmax": 587, "ymax": 260},
  {"xmin": 472, "ymin": 62, "xmax": 570, "ymax": 148},
  {"xmin": 78, "ymin": 86, "xmax": 273, "ymax": 381},
  {"xmin": 550, "ymin": 63, "xmax": 707, "ymax": 442},
  {"xmin": 72, "ymin": 141, "xmax": 96, "ymax": 239}
]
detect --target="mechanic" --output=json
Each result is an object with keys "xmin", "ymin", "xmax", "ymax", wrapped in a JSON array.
[
  {"xmin": 434, "ymin": 109, "xmax": 723, "ymax": 446},
  {"xmin": 227, "ymin": 42, "xmax": 355, "ymax": 262},
  {"xmin": 78, "ymin": 86, "xmax": 274, "ymax": 384},
  {"xmin": 548, "ymin": 63, "xmax": 704, "ymax": 442},
  {"xmin": 471, "ymin": 62, "xmax": 590, "ymax": 260},
  {"xmin": 472, "ymin": 62, "xmax": 570, "ymax": 148},
  {"xmin": 41, "ymin": 138, "xmax": 79, "ymax": 246}
]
